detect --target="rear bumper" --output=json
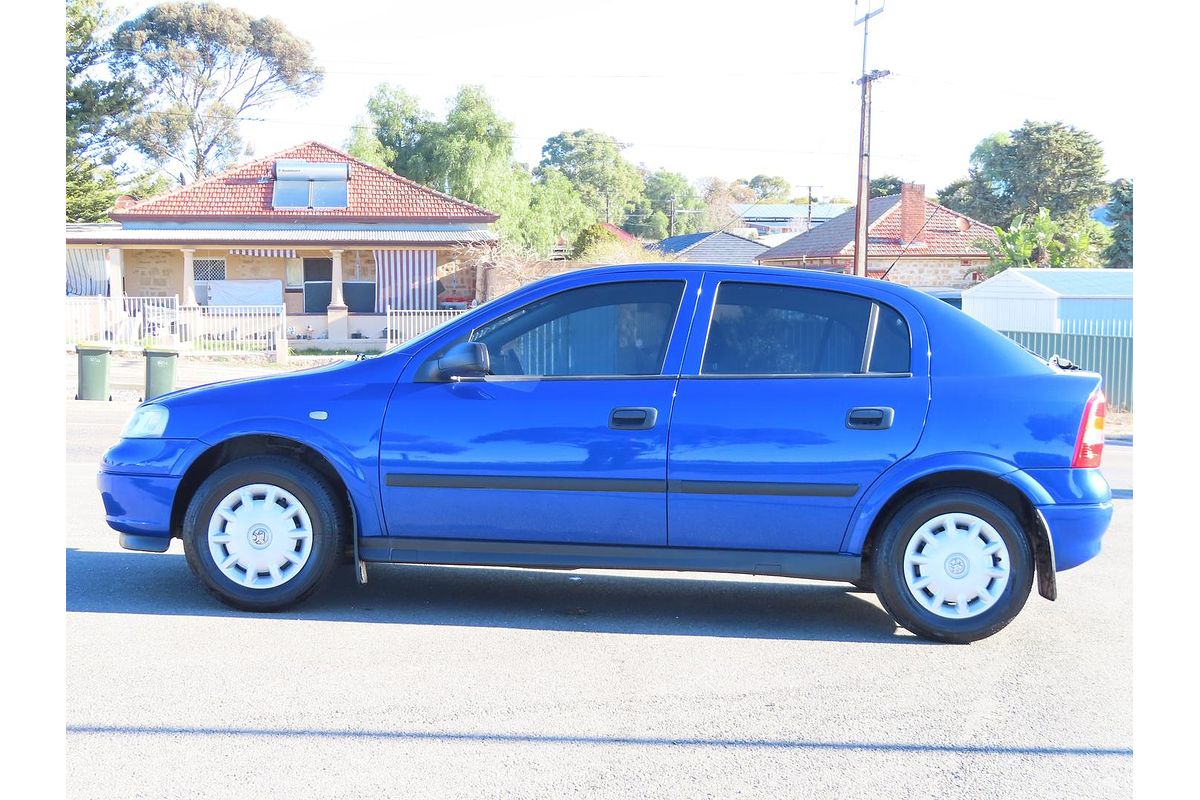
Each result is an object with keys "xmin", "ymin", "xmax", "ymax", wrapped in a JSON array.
[
  {"xmin": 1038, "ymin": 501, "xmax": 1114, "ymax": 571},
  {"xmin": 1015, "ymin": 467, "xmax": 1112, "ymax": 573}
]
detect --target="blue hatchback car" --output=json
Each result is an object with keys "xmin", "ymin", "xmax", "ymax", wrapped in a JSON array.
[{"xmin": 99, "ymin": 264, "xmax": 1112, "ymax": 642}]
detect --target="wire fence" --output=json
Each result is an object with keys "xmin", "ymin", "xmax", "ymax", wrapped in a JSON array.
[{"xmin": 1001, "ymin": 329, "xmax": 1133, "ymax": 411}]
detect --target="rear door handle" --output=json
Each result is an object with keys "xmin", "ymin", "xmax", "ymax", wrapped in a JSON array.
[
  {"xmin": 846, "ymin": 407, "xmax": 894, "ymax": 430},
  {"xmin": 609, "ymin": 407, "xmax": 658, "ymax": 430}
]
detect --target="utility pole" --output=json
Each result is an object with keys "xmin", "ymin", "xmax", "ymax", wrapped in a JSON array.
[
  {"xmin": 804, "ymin": 184, "xmax": 823, "ymax": 231},
  {"xmin": 851, "ymin": 1, "xmax": 888, "ymax": 277},
  {"xmin": 668, "ymin": 194, "xmax": 677, "ymax": 238}
]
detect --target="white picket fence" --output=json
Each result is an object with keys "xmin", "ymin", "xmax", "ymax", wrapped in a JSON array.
[
  {"xmin": 387, "ymin": 309, "xmax": 467, "ymax": 347},
  {"xmin": 66, "ymin": 296, "xmax": 286, "ymax": 354}
]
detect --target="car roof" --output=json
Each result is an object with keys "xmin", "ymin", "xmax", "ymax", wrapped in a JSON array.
[{"xmin": 562, "ymin": 261, "xmax": 944, "ymax": 308}]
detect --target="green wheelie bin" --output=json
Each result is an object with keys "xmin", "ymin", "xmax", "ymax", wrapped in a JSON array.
[
  {"xmin": 143, "ymin": 347, "xmax": 180, "ymax": 400},
  {"xmin": 75, "ymin": 343, "xmax": 113, "ymax": 401}
]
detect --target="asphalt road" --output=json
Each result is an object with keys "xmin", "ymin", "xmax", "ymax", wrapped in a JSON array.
[{"xmin": 65, "ymin": 396, "xmax": 1133, "ymax": 799}]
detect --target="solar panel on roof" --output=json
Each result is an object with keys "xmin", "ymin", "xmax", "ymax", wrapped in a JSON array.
[
  {"xmin": 271, "ymin": 160, "xmax": 350, "ymax": 209},
  {"xmin": 272, "ymin": 180, "xmax": 311, "ymax": 209},
  {"xmin": 311, "ymin": 180, "xmax": 348, "ymax": 209}
]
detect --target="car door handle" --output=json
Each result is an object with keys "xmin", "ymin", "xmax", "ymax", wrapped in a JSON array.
[
  {"xmin": 609, "ymin": 407, "xmax": 658, "ymax": 430},
  {"xmin": 846, "ymin": 407, "xmax": 894, "ymax": 430}
]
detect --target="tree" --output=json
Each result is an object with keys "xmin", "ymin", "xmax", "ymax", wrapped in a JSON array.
[
  {"xmin": 112, "ymin": 2, "xmax": 324, "ymax": 181},
  {"xmin": 869, "ymin": 174, "xmax": 905, "ymax": 198},
  {"xmin": 1102, "ymin": 179, "xmax": 1133, "ymax": 268},
  {"xmin": 539, "ymin": 129, "xmax": 644, "ymax": 223},
  {"xmin": 344, "ymin": 116, "xmax": 391, "ymax": 171},
  {"xmin": 356, "ymin": 85, "xmax": 437, "ymax": 182},
  {"xmin": 68, "ymin": 0, "xmax": 139, "ymax": 164},
  {"xmin": 938, "ymin": 121, "xmax": 1108, "ymax": 229},
  {"xmin": 523, "ymin": 168, "xmax": 596, "ymax": 255},
  {"xmin": 625, "ymin": 170, "xmax": 704, "ymax": 239},
  {"xmin": 978, "ymin": 209, "xmax": 1106, "ymax": 273},
  {"xmin": 748, "ymin": 174, "xmax": 791, "ymax": 202},
  {"xmin": 699, "ymin": 177, "xmax": 755, "ymax": 230}
]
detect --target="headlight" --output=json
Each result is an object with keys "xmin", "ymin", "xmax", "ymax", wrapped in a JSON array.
[{"xmin": 122, "ymin": 405, "xmax": 169, "ymax": 438}]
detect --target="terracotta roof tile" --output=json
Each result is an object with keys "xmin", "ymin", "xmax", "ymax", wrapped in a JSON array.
[
  {"xmin": 757, "ymin": 194, "xmax": 997, "ymax": 262},
  {"xmin": 111, "ymin": 141, "xmax": 497, "ymax": 223}
]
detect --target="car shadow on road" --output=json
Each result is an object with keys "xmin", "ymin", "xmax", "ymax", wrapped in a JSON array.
[{"xmin": 65, "ymin": 547, "xmax": 919, "ymax": 645}]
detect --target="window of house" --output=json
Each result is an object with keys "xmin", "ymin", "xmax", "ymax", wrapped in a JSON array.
[
  {"xmin": 471, "ymin": 281, "xmax": 684, "ymax": 377},
  {"xmin": 192, "ymin": 258, "xmax": 227, "ymax": 282},
  {"xmin": 702, "ymin": 282, "xmax": 906, "ymax": 375},
  {"xmin": 285, "ymin": 259, "xmax": 304, "ymax": 289}
]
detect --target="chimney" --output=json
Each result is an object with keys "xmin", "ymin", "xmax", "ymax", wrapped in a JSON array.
[
  {"xmin": 113, "ymin": 195, "xmax": 137, "ymax": 210},
  {"xmin": 900, "ymin": 183, "xmax": 925, "ymax": 245}
]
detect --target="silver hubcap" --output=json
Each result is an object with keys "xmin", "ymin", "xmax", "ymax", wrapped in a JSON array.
[
  {"xmin": 207, "ymin": 483, "xmax": 314, "ymax": 590},
  {"xmin": 903, "ymin": 512, "xmax": 1011, "ymax": 619}
]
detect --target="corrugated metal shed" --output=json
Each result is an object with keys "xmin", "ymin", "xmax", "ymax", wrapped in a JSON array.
[{"xmin": 962, "ymin": 269, "xmax": 1133, "ymax": 335}]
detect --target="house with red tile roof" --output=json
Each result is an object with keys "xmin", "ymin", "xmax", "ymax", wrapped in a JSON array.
[
  {"xmin": 756, "ymin": 183, "xmax": 998, "ymax": 289},
  {"xmin": 65, "ymin": 141, "xmax": 498, "ymax": 348}
]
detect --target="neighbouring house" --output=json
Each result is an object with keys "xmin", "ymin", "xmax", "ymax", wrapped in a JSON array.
[
  {"xmin": 962, "ymin": 268, "xmax": 1133, "ymax": 336},
  {"xmin": 65, "ymin": 141, "xmax": 498, "ymax": 346},
  {"xmin": 755, "ymin": 183, "xmax": 998, "ymax": 289},
  {"xmin": 649, "ymin": 230, "xmax": 769, "ymax": 264},
  {"xmin": 732, "ymin": 202, "xmax": 852, "ymax": 236}
]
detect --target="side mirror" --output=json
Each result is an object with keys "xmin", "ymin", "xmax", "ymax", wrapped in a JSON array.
[{"xmin": 437, "ymin": 341, "xmax": 490, "ymax": 380}]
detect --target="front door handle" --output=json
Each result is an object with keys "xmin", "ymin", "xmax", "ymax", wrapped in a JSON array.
[
  {"xmin": 846, "ymin": 407, "xmax": 894, "ymax": 430},
  {"xmin": 609, "ymin": 407, "xmax": 658, "ymax": 430}
]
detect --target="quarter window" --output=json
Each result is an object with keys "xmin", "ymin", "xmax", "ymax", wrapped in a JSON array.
[
  {"xmin": 471, "ymin": 281, "xmax": 684, "ymax": 377},
  {"xmin": 702, "ymin": 282, "xmax": 909, "ymax": 375}
]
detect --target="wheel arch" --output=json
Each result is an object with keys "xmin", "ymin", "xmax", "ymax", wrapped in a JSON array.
[
  {"xmin": 170, "ymin": 434, "xmax": 362, "ymax": 550},
  {"xmin": 851, "ymin": 463, "xmax": 1057, "ymax": 601}
]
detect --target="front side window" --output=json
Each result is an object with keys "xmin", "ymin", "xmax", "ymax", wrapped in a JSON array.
[
  {"xmin": 471, "ymin": 281, "xmax": 684, "ymax": 377},
  {"xmin": 702, "ymin": 282, "xmax": 908, "ymax": 375}
]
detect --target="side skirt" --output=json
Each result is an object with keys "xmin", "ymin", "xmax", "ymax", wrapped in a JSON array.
[{"xmin": 357, "ymin": 537, "xmax": 862, "ymax": 583}]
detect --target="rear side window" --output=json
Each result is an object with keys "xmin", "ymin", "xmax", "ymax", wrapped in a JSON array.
[
  {"xmin": 869, "ymin": 304, "xmax": 911, "ymax": 373},
  {"xmin": 701, "ymin": 282, "xmax": 911, "ymax": 375},
  {"xmin": 471, "ymin": 280, "xmax": 684, "ymax": 377}
]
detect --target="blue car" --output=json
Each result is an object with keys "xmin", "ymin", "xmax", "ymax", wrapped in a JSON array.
[{"xmin": 98, "ymin": 264, "xmax": 1112, "ymax": 642}]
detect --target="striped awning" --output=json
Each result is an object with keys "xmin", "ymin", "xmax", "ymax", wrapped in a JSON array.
[
  {"xmin": 228, "ymin": 248, "xmax": 297, "ymax": 258},
  {"xmin": 375, "ymin": 250, "xmax": 437, "ymax": 312}
]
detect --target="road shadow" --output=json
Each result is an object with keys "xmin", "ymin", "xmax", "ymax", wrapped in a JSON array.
[{"xmin": 65, "ymin": 547, "xmax": 915, "ymax": 645}]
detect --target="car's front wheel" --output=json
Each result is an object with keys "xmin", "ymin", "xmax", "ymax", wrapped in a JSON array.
[
  {"xmin": 181, "ymin": 456, "xmax": 346, "ymax": 611},
  {"xmin": 871, "ymin": 489, "xmax": 1034, "ymax": 643}
]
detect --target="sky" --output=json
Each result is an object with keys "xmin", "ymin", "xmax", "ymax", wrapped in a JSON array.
[{"xmin": 117, "ymin": 0, "xmax": 1136, "ymax": 199}]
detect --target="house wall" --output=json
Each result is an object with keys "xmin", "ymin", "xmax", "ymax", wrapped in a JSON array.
[
  {"xmin": 120, "ymin": 246, "xmax": 475, "ymax": 308},
  {"xmin": 123, "ymin": 249, "xmax": 184, "ymax": 298},
  {"xmin": 878, "ymin": 259, "xmax": 988, "ymax": 289}
]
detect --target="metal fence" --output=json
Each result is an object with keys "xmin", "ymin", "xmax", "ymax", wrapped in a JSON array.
[
  {"xmin": 65, "ymin": 296, "xmax": 180, "ymax": 348},
  {"xmin": 66, "ymin": 297, "xmax": 286, "ymax": 355},
  {"xmin": 176, "ymin": 304, "xmax": 287, "ymax": 353},
  {"xmin": 1001, "ymin": 329, "xmax": 1133, "ymax": 411},
  {"xmin": 387, "ymin": 309, "xmax": 466, "ymax": 347}
]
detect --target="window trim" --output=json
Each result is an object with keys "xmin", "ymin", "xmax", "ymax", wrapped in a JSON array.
[
  {"xmin": 465, "ymin": 279, "xmax": 688, "ymax": 380},
  {"xmin": 698, "ymin": 280, "xmax": 912, "ymax": 378}
]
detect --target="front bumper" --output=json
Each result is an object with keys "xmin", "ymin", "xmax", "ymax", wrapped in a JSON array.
[{"xmin": 98, "ymin": 437, "xmax": 204, "ymax": 552}]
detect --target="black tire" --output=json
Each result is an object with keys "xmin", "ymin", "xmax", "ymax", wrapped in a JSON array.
[
  {"xmin": 181, "ymin": 456, "xmax": 347, "ymax": 611},
  {"xmin": 871, "ymin": 489, "xmax": 1034, "ymax": 644}
]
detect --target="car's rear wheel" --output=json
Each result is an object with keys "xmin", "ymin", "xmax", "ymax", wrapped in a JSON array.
[
  {"xmin": 871, "ymin": 489, "xmax": 1033, "ymax": 643},
  {"xmin": 182, "ymin": 456, "xmax": 346, "ymax": 611}
]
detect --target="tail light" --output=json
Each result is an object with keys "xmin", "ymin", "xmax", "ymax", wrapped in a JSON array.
[{"xmin": 1071, "ymin": 388, "xmax": 1106, "ymax": 468}]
